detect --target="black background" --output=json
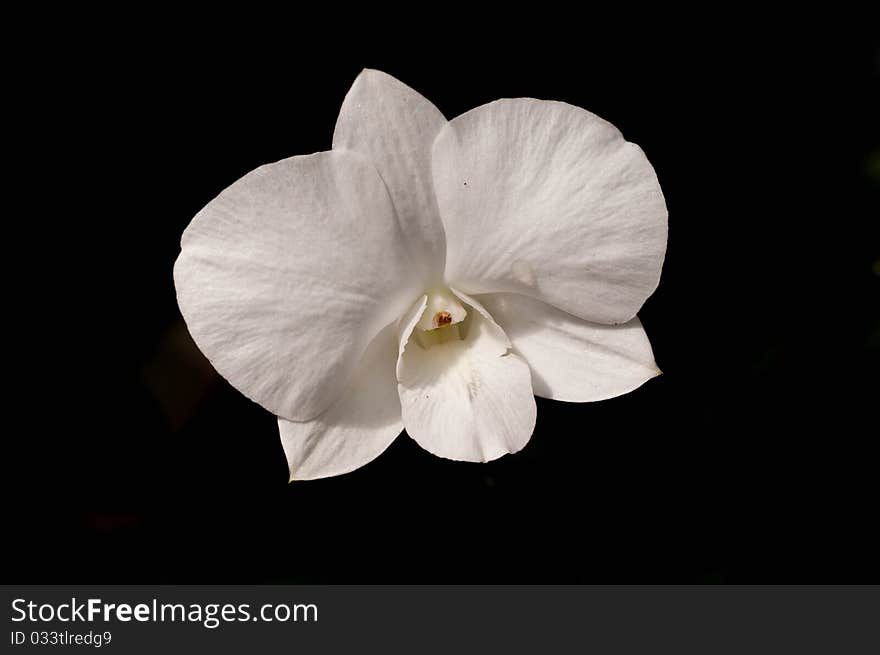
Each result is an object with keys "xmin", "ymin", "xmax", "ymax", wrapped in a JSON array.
[{"xmin": 10, "ymin": 20, "xmax": 878, "ymax": 583}]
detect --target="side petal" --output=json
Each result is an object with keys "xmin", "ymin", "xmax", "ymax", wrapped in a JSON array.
[
  {"xmin": 397, "ymin": 297, "xmax": 536, "ymax": 463},
  {"xmin": 432, "ymin": 98, "xmax": 667, "ymax": 324},
  {"xmin": 478, "ymin": 292, "xmax": 661, "ymax": 402},
  {"xmin": 279, "ymin": 324, "xmax": 402, "ymax": 481},
  {"xmin": 174, "ymin": 150, "xmax": 422, "ymax": 421},
  {"xmin": 333, "ymin": 69, "xmax": 447, "ymax": 286}
]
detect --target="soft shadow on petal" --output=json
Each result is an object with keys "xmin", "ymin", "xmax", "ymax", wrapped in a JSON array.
[
  {"xmin": 334, "ymin": 69, "xmax": 448, "ymax": 286},
  {"xmin": 279, "ymin": 323, "xmax": 403, "ymax": 481},
  {"xmin": 396, "ymin": 294, "xmax": 428, "ymax": 379},
  {"xmin": 478, "ymin": 292, "xmax": 661, "ymax": 402},
  {"xmin": 174, "ymin": 150, "xmax": 423, "ymax": 422},
  {"xmin": 433, "ymin": 98, "xmax": 667, "ymax": 325},
  {"xmin": 397, "ymin": 297, "xmax": 536, "ymax": 463}
]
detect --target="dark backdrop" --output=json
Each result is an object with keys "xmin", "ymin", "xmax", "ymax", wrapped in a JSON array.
[{"xmin": 10, "ymin": 21, "xmax": 878, "ymax": 583}]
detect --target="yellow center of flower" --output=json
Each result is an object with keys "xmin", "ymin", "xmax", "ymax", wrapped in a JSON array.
[
  {"xmin": 414, "ymin": 289, "xmax": 467, "ymax": 349},
  {"xmin": 434, "ymin": 311, "xmax": 453, "ymax": 327}
]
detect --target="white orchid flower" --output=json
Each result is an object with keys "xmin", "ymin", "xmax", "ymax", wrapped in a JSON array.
[{"xmin": 174, "ymin": 69, "xmax": 668, "ymax": 480}]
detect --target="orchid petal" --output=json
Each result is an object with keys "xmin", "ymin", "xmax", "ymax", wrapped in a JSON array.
[
  {"xmin": 333, "ymin": 69, "xmax": 447, "ymax": 286},
  {"xmin": 397, "ymin": 294, "xmax": 536, "ymax": 462},
  {"xmin": 174, "ymin": 150, "xmax": 422, "ymax": 421},
  {"xmin": 395, "ymin": 295, "xmax": 428, "ymax": 379},
  {"xmin": 279, "ymin": 324, "xmax": 402, "ymax": 481},
  {"xmin": 479, "ymin": 293, "xmax": 661, "ymax": 402},
  {"xmin": 432, "ymin": 98, "xmax": 667, "ymax": 324}
]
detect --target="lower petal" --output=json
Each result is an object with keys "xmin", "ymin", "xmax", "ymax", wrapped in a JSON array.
[
  {"xmin": 279, "ymin": 324, "xmax": 402, "ymax": 480},
  {"xmin": 397, "ymin": 294, "xmax": 536, "ymax": 463},
  {"xmin": 478, "ymin": 293, "xmax": 661, "ymax": 402}
]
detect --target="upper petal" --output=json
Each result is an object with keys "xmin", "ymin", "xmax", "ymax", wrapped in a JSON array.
[
  {"xmin": 478, "ymin": 292, "xmax": 661, "ymax": 402},
  {"xmin": 174, "ymin": 149, "xmax": 422, "ymax": 421},
  {"xmin": 333, "ymin": 69, "xmax": 447, "ymax": 286},
  {"xmin": 396, "ymin": 290, "xmax": 536, "ymax": 463},
  {"xmin": 279, "ymin": 323, "xmax": 402, "ymax": 481},
  {"xmin": 432, "ymin": 98, "xmax": 668, "ymax": 324}
]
